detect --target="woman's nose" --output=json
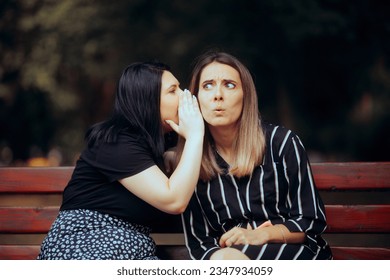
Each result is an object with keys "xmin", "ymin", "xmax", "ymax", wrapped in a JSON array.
[{"xmin": 214, "ymin": 87, "xmax": 223, "ymax": 101}]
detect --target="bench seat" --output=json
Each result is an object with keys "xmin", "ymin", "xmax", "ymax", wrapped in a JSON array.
[{"xmin": 1, "ymin": 162, "xmax": 389, "ymax": 260}]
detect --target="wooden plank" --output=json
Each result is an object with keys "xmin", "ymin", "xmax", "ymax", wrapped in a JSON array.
[
  {"xmin": 312, "ymin": 162, "xmax": 390, "ymax": 190},
  {"xmin": 331, "ymin": 247, "xmax": 390, "ymax": 260},
  {"xmin": 0, "ymin": 207, "xmax": 182, "ymax": 234},
  {"xmin": 157, "ymin": 245, "xmax": 190, "ymax": 260},
  {"xmin": 325, "ymin": 205, "xmax": 390, "ymax": 233},
  {"xmin": 160, "ymin": 246, "xmax": 390, "ymax": 260},
  {"xmin": 0, "ymin": 245, "xmax": 389, "ymax": 260},
  {"xmin": 157, "ymin": 245, "xmax": 390, "ymax": 260},
  {"xmin": 2, "ymin": 205, "xmax": 389, "ymax": 234},
  {"xmin": 0, "ymin": 245, "xmax": 192, "ymax": 260},
  {"xmin": 0, "ymin": 207, "xmax": 59, "ymax": 233},
  {"xmin": 0, "ymin": 167, "xmax": 73, "ymax": 193},
  {"xmin": 158, "ymin": 246, "xmax": 390, "ymax": 260},
  {"xmin": 0, "ymin": 162, "xmax": 389, "ymax": 261},
  {"xmin": 0, "ymin": 162, "xmax": 389, "ymax": 193},
  {"xmin": 0, "ymin": 245, "xmax": 40, "ymax": 260}
]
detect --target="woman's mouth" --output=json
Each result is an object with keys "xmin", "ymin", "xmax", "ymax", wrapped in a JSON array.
[{"xmin": 214, "ymin": 108, "xmax": 225, "ymax": 114}]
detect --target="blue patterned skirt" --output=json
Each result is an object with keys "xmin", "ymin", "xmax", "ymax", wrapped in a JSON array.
[{"xmin": 37, "ymin": 209, "xmax": 158, "ymax": 260}]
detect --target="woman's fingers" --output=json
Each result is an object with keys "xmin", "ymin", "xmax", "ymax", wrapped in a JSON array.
[
  {"xmin": 176, "ymin": 89, "xmax": 204, "ymax": 139},
  {"xmin": 165, "ymin": 120, "xmax": 179, "ymax": 134},
  {"xmin": 181, "ymin": 89, "xmax": 197, "ymax": 113},
  {"xmin": 219, "ymin": 223, "xmax": 272, "ymax": 248},
  {"xmin": 191, "ymin": 95, "xmax": 201, "ymax": 112},
  {"xmin": 219, "ymin": 227, "xmax": 245, "ymax": 247}
]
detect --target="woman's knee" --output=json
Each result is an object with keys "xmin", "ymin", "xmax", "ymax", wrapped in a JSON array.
[{"xmin": 210, "ymin": 247, "xmax": 250, "ymax": 260}]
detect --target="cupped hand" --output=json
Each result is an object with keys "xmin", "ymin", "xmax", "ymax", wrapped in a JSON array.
[{"xmin": 165, "ymin": 89, "xmax": 204, "ymax": 140}]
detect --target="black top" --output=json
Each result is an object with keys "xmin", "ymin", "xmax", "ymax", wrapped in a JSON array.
[
  {"xmin": 61, "ymin": 129, "xmax": 177, "ymax": 230},
  {"xmin": 182, "ymin": 122, "xmax": 331, "ymax": 259}
]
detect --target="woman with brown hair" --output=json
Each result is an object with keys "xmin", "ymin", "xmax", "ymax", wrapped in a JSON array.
[{"xmin": 178, "ymin": 51, "xmax": 332, "ymax": 260}]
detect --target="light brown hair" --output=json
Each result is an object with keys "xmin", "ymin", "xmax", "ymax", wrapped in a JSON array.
[{"xmin": 177, "ymin": 51, "xmax": 265, "ymax": 181}]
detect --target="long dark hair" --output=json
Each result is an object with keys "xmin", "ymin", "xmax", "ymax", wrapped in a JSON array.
[{"xmin": 86, "ymin": 61, "xmax": 171, "ymax": 158}]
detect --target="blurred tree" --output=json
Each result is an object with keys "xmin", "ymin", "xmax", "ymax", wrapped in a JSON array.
[
  {"xmin": 0, "ymin": 0, "xmax": 388, "ymax": 165},
  {"xmin": 7, "ymin": 87, "xmax": 54, "ymax": 162}
]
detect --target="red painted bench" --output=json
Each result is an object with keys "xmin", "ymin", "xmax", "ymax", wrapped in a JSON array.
[{"xmin": 0, "ymin": 162, "xmax": 389, "ymax": 260}]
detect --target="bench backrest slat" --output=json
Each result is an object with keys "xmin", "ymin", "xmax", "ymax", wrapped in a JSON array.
[
  {"xmin": 0, "ymin": 167, "xmax": 73, "ymax": 193},
  {"xmin": 0, "ymin": 245, "xmax": 41, "ymax": 260},
  {"xmin": 0, "ymin": 207, "xmax": 59, "ymax": 233},
  {"xmin": 312, "ymin": 162, "xmax": 390, "ymax": 190},
  {"xmin": 1, "ymin": 205, "xmax": 389, "ymax": 234},
  {"xmin": 1, "ymin": 162, "xmax": 389, "ymax": 193},
  {"xmin": 325, "ymin": 205, "xmax": 390, "ymax": 233},
  {"xmin": 325, "ymin": 247, "xmax": 390, "ymax": 260}
]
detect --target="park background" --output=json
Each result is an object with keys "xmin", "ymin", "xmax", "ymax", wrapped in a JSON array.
[{"xmin": 0, "ymin": 0, "xmax": 389, "ymax": 167}]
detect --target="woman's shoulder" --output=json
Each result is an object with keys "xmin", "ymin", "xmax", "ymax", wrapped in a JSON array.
[
  {"xmin": 87, "ymin": 128, "xmax": 150, "ymax": 157},
  {"xmin": 262, "ymin": 121, "xmax": 297, "ymax": 141},
  {"xmin": 261, "ymin": 121, "xmax": 304, "ymax": 159},
  {"xmin": 117, "ymin": 128, "xmax": 147, "ymax": 145}
]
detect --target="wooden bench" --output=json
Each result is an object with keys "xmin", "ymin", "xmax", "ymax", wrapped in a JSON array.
[{"xmin": 0, "ymin": 162, "xmax": 389, "ymax": 260}]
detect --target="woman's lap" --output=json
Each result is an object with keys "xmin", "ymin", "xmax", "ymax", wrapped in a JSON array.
[{"xmin": 37, "ymin": 209, "xmax": 158, "ymax": 260}]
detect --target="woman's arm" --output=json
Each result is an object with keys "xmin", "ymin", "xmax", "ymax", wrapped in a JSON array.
[
  {"xmin": 119, "ymin": 90, "xmax": 204, "ymax": 214},
  {"xmin": 182, "ymin": 195, "xmax": 221, "ymax": 260},
  {"xmin": 218, "ymin": 222, "xmax": 305, "ymax": 247}
]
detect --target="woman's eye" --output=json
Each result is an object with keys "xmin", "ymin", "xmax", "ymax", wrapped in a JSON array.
[
  {"xmin": 203, "ymin": 83, "xmax": 213, "ymax": 89},
  {"xmin": 169, "ymin": 87, "xmax": 177, "ymax": 94},
  {"xmin": 226, "ymin": 82, "xmax": 235, "ymax": 89}
]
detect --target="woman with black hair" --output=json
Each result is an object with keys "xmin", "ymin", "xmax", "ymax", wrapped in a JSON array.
[{"xmin": 37, "ymin": 61, "xmax": 204, "ymax": 260}]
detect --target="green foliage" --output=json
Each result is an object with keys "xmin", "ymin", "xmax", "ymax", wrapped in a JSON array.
[{"xmin": 0, "ymin": 0, "xmax": 389, "ymax": 165}]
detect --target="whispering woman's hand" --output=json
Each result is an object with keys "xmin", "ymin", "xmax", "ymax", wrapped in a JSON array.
[{"xmin": 166, "ymin": 89, "xmax": 204, "ymax": 141}]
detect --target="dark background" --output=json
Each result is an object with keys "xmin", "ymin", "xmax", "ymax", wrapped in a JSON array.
[{"xmin": 1, "ymin": 0, "xmax": 389, "ymax": 166}]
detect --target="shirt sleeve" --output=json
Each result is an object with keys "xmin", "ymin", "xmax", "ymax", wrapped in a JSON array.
[
  {"xmin": 84, "ymin": 132, "xmax": 156, "ymax": 182},
  {"xmin": 182, "ymin": 193, "xmax": 220, "ymax": 260},
  {"xmin": 277, "ymin": 129, "xmax": 328, "ymax": 251}
]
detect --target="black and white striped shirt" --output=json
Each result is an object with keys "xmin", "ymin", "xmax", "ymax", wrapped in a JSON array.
[{"xmin": 182, "ymin": 122, "xmax": 329, "ymax": 260}]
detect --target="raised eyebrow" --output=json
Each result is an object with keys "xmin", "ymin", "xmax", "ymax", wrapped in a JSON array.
[
  {"xmin": 201, "ymin": 79, "xmax": 214, "ymax": 84},
  {"xmin": 223, "ymin": 79, "xmax": 237, "ymax": 84}
]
